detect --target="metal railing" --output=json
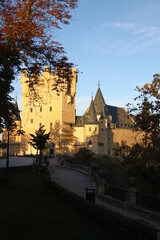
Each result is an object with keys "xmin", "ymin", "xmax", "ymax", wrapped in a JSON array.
[{"xmin": 104, "ymin": 182, "xmax": 160, "ymax": 211}]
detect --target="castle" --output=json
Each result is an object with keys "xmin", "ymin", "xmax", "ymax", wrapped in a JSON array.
[{"xmin": 2, "ymin": 68, "xmax": 143, "ymax": 156}]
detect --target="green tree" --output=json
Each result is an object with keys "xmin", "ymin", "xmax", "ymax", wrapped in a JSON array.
[
  {"xmin": 73, "ymin": 147, "xmax": 95, "ymax": 166},
  {"xmin": 0, "ymin": 140, "xmax": 7, "ymax": 156},
  {"xmin": 3, "ymin": 100, "xmax": 25, "ymax": 174},
  {"xmin": 127, "ymin": 74, "xmax": 160, "ymax": 165},
  {"xmin": 29, "ymin": 125, "xmax": 50, "ymax": 165},
  {"xmin": 115, "ymin": 75, "xmax": 160, "ymax": 193}
]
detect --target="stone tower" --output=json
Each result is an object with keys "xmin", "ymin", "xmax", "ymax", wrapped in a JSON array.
[{"xmin": 20, "ymin": 67, "xmax": 77, "ymax": 155}]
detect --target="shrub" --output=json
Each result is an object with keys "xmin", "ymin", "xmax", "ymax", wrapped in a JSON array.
[
  {"xmin": 94, "ymin": 155, "xmax": 129, "ymax": 187},
  {"xmin": 72, "ymin": 147, "xmax": 95, "ymax": 166}
]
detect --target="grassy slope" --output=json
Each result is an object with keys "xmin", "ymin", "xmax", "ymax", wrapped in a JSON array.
[{"xmin": 0, "ymin": 166, "xmax": 125, "ymax": 240}]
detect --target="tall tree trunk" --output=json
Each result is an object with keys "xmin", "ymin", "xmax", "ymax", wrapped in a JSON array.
[{"xmin": 39, "ymin": 148, "xmax": 43, "ymax": 166}]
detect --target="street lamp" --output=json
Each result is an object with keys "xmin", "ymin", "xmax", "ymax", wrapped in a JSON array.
[{"xmin": 6, "ymin": 130, "xmax": 9, "ymax": 175}]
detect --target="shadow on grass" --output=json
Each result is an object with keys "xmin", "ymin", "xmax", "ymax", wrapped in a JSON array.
[{"xmin": 0, "ymin": 166, "xmax": 156, "ymax": 240}]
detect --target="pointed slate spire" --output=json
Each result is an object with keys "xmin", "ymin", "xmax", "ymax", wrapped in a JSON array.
[
  {"xmin": 85, "ymin": 97, "xmax": 97, "ymax": 124},
  {"xmin": 13, "ymin": 98, "xmax": 21, "ymax": 120},
  {"xmin": 100, "ymin": 105, "xmax": 108, "ymax": 119},
  {"xmin": 94, "ymin": 84, "xmax": 106, "ymax": 115}
]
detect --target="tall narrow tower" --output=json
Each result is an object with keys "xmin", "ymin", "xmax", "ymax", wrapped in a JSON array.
[{"xmin": 20, "ymin": 67, "xmax": 77, "ymax": 155}]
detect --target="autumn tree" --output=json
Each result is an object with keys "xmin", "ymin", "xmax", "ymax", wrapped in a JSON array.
[
  {"xmin": 0, "ymin": 0, "xmax": 78, "ymax": 131},
  {"xmin": 127, "ymin": 74, "xmax": 160, "ymax": 164},
  {"xmin": 132, "ymin": 75, "xmax": 159, "ymax": 147},
  {"xmin": 115, "ymin": 74, "xmax": 160, "ymax": 193}
]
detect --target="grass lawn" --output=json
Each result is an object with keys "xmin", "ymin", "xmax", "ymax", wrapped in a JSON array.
[{"xmin": 0, "ymin": 166, "xmax": 130, "ymax": 240}]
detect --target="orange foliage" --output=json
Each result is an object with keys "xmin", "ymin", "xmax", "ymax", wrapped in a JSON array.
[
  {"xmin": 0, "ymin": 0, "xmax": 78, "ymax": 130},
  {"xmin": 0, "ymin": 0, "xmax": 78, "ymax": 72}
]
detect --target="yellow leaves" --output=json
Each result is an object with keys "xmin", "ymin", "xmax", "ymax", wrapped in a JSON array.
[{"xmin": 144, "ymin": 83, "xmax": 148, "ymax": 89}]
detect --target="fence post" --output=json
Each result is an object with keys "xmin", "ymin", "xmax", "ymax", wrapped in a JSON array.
[
  {"xmin": 157, "ymin": 227, "xmax": 160, "ymax": 240},
  {"xmin": 96, "ymin": 174, "xmax": 105, "ymax": 196},
  {"xmin": 128, "ymin": 187, "xmax": 138, "ymax": 205}
]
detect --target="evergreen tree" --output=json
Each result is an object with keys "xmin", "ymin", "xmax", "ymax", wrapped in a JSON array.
[{"xmin": 29, "ymin": 126, "xmax": 50, "ymax": 165}]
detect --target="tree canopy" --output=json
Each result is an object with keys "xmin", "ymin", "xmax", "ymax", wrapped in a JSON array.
[
  {"xmin": 29, "ymin": 125, "xmax": 50, "ymax": 152},
  {"xmin": 0, "ymin": 0, "xmax": 78, "ymax": 131},
  {"xmin": 128, "ymin": 74, "xmax": 160, "ymax": 150},
  {"xmin": 29, "ymin": 125, "xmax": 50, "ymax": 164},
  {"xmin": 115, "ymin": 75, "xmax": 160, "ymax": 189}
]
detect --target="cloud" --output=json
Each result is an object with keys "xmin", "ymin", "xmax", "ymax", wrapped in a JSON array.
[
  {"xmin": 86, "ymin": 22, "xmax": 160, "ymax": 55},
  {"xmin": 94, "ymin": 21, "xmax": 136, "ymax": 31}
]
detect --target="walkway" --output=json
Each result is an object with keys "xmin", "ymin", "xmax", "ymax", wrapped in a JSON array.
[
  {"xmin": 0, "ymin": 156, "xmax": 33, "ymax": 167},
  {"xmin": 48, "ymin": 158, "xmax": 160, "ymax": 229},
  {"xmin": 0, "ymin": 156, "xmax": 159, "ymax": 229}
]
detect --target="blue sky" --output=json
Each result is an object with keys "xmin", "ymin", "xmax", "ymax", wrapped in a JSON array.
[{"xmin": 14, "ymin": 0, "xmax": 160, "ymax": 115}]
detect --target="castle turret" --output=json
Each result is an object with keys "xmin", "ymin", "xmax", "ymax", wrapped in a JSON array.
[
  {"xmin": 85, "ymin": 97, "xmax": 97, "ymax": 124},
  {"xmin": 13, "ymin": 98, "xmax": 21, "ymax": 121},
  {"xmin": 94, "ymin": 84, "xmax": 106, "ymax": 120}
]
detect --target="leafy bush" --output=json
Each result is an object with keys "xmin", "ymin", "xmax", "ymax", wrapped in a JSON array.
[
  {"xmin": 115, "ymin": 141, "xmax": 160, "ymax": 194},
  {"xmin": 72, "ymin": 147, "xmax": 95, "ymax": 166},
  {"xmin": 94, "ymin": 155, "xmax": 129, "ymax": 187}
]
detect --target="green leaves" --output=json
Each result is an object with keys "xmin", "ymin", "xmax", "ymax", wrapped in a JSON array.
[
  {"xmin": 29, "ymin": 125, "xmax": 50, "ymax": 151},
  {"xmin": 129, "ymin": 74, "xmax": 160, "ymax": 151}
]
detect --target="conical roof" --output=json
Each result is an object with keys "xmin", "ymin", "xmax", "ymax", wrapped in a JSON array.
[
  {"xmin": 100, "ymin": 106, "xmax": 108, "ymax": 119},
  {"xmin": 85, "ymin": 98, "xmax": 97, "ymax": 124},
  {"xmin": 94, "ymin": 86, "xmax": 106, "ymax": 115},
  {"xmin": 13, "ymin": 99, "xmax": 21, "ymax": 121}
]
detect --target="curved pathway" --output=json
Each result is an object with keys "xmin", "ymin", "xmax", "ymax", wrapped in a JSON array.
[
  {"xmin": 48, "ymin": 158, "xmax": 160, "ymax": 229},
  {"xmin": 0, "ymin": 157, "xmax": 159, "ymax": 229},
  {"xmin": 0, "ymin": 156, "xmax": 33, "ymax": 167},
  {"xmin": 49, "ymin": 158, "xmax": 92, "ymax": 198}
]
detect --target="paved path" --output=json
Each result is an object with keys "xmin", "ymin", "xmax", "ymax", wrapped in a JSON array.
[
  {"xmin": 0, "ymin": 156, "xmax": 33, "ymax": 167},
  {"xmin": 48, "ymin": 158, "xmax": 160, "ymax": 229},
  {"xmin": 49, "ymin": 158, "xmax": 92, "ymax": 198},
  {"xmin": 0, "ymin": 157, "xmax": 159, "ymax": 229}
]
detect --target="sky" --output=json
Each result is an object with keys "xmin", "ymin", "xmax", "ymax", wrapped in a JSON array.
[{"xmin": 14, "ymin": 0, "xmax": 160, "ymax": 116}]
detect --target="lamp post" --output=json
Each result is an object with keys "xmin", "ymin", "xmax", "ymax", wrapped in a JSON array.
[{"xmin": 6, "ymin": 130, "xmax": 9, "ymax": 175}]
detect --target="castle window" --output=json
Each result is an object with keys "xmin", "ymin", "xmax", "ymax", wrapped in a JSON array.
[
  {"xmin": 95, "ymin": 127, "xmax": 97, "ymax": 132},
  {"xmin": 30, "ymin": 108, "xmax": 33, "ymax": 112},
  {"xmin": 89, "ymin": 127, "xmax": 91, "ymax": 132},
  {"xmin": 31, "ymin": 119, "xmax": 33, "ymax": 124},
  {"xmin": 50, "ymin": 122, "xmax": 52, "ymax": 128},
  {"xmin": 40, "ymin": 107, "xmax": 42, "ymax": 112},
  {"xmin": 88, "ymin": 140, "xmax": 92, "ymax": 145},
  {"xmin": 70, "ymin": 123, "xmax": 72, "ymax": 127},
  {"xmin": 50, "ymin": 106, "xmax": 52, "ymax": 112}
]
